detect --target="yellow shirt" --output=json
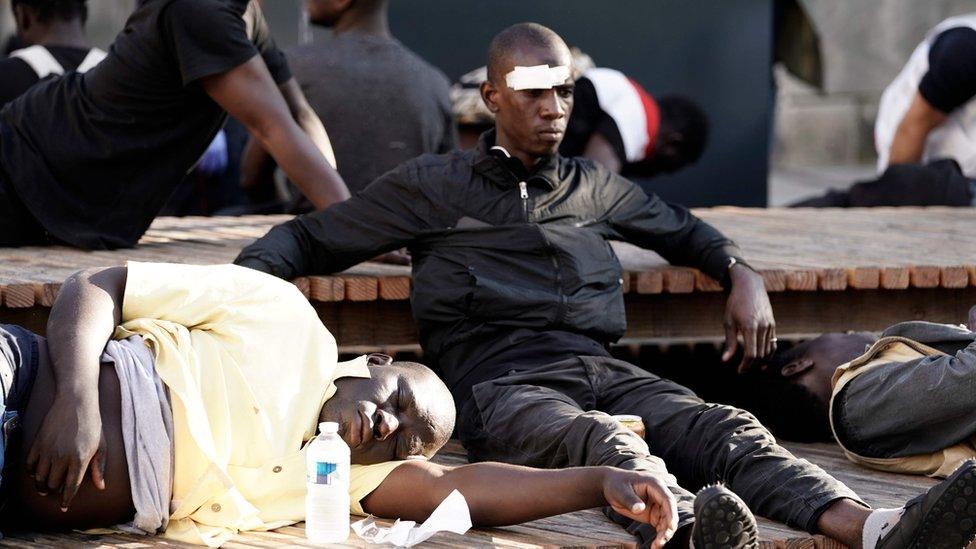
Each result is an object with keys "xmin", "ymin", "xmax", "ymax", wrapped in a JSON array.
[{"xmin": 117, "ymin": 262, "xmax": 403, "ymax": 547}]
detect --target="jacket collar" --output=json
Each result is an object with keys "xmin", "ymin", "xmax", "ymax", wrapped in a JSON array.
[{"xmin": 472, "ymin": 128, "xmax": 559, "ymax": 190}]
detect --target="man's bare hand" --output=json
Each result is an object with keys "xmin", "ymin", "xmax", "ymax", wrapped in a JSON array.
[
  {"xmin": 722, "ymin": 264, "xmax": 776, "ymax": 373},
  {"xmin": 968, "ymin": 305, "xmax": 976, "ymax": 332},
  {"xmin": 373, "ymin": 249, "xmax": 412, "ymax": 266},
  {"xmin": 603, "ymin": 469, "xmax": 678, "ymax": 549},
  {"xmin": 26, "ymin": 393, "xmax": 106, "ymax": 510}
]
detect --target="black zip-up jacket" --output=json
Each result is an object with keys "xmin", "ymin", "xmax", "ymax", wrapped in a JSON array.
[{"xmin": 236, "ymin": 130, "xmax": 745, "ymax": 400}]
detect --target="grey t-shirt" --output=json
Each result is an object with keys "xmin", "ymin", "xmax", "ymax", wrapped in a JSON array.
[{"xmin": 287, "ymin": 33, "xmax": 457, "ymax": 199}]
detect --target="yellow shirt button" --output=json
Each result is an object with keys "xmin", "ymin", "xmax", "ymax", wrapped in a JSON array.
[
  {"xmin": 211, "ymin": 503, "xmax": 221, "ymax": 513},
  {"xmin": 272, "ymin": 465, "xmax": 283, "ymax": 473}
]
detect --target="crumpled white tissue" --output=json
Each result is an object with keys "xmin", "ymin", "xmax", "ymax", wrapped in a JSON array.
[{"xmin": 351, "ymin": 490, "xmax": 472, "ymax": 547}]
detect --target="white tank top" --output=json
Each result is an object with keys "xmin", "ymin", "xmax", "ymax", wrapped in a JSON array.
[
  {"xmin": 8, "ymin": 44, "xmax": 107, "ymax": 79},
  {"xmin": 875, "ymin": 14, "xmax": 976, "ymax": 177}
]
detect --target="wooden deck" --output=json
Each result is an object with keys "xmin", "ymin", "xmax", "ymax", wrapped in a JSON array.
[
  {"xmin": 2, "ymin": 208, "xmax": 976, "ymax": 346},
  {"xmin": 0, "ymin": 441, "xmax": 968, "ymax": 548}
]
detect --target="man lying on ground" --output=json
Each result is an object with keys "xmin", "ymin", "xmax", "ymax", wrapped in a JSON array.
[
  {"xmin": 0, "ymin": 262, "xmax": 694, "ymax": 547},
  {"xmin": 236, "ymin": 21, "xmax": 976, "ymax": 549},
  {"xmin": 0, "ymin": 0, "xmax": 346, "ymax": 249},
  {"xmin": 744, "ymin": 307, "xmax": 976, "ymax": 482}
]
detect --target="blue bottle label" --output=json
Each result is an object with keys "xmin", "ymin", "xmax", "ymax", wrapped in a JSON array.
[{"xmin": 314, "ymin": 461, "xmax": 337, "ymax": 485}]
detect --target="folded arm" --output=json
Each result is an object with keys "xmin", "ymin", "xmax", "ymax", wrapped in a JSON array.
[
  {"xmin": 29, "ymin": 266, "xmax": 127, "ymax": 510},
  {"xmin": 363, "ymin": 460, "xmax": 677, "ymax": 548}
]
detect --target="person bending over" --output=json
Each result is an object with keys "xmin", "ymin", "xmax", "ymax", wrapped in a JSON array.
[
  {"xmin": 0, "ymin": 0, "xmax": 346, "ymax": 250},
  {"xmin": 236, "ymin": 22, "xmax": 976, "ymax": 549},
  {"xmin": 0, "ymin": 262, "xmax": 696, "ymax": 547},
  {"xmin": 0, "ymin": 0, "xmax": 105, "ymax": 109},
  {"xmin": 558, "ymin": 67, "xmax": 708, "ymax": 178},
  {"xmin": 876, "ymin": 14, "xmax": 976, "ymax": 177},
  {"xmin": 745, "ymin": 307, "xmax": 976, "ymax": 484}
]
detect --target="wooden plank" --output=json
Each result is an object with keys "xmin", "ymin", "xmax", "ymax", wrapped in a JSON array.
[
  {"xmin": 634, "ymin": 271, "xmax": 663, "ymax": 294},
  {"xmin": 941, "ymin": 266, "xmax": 970, "ymax": 289},
  {"xmin": 341, "ymin": 276, "xmax": 379, "ymax": 302},
  {"xmin": 309, "ymin": 277, "xmax": 344, "ymax": 302},
  {"xmin": 377, "ymin": 276, "xmax": 411, "ymax": 301},
  {"xmin": 910, "ymin": 266, "xmax": 941, "ymax": 288},
  {"xmin": 786, "ymin": 270, "xmax": 818, "ymax": 291},
  {"xmin": 694, "ymin": 271, "xmax": 724, "ymax": 292},
  {"xmin": 880, "ymin": 267, "xmax": 910, "ymax": 289},
  {"xmin": 817, "ymin": 269, "xmax": 848, "ymax": 291},
  {"xmin": 292, "ymin": 277, "xmax": 311, "ymax": 298},
  {"xmin": 847, "ymin": 267, "xmax": 880, "ymax": 290},
  {"xmin": 759, "ymin": 269, "xmax": 788, "ymax": 293},
  {"xmin": 2, "ymin": 283, "xmax": 36, "ymax": 308},
  {"xmin": 662, "ymin": 268, "xmax": 695, "ymax": 294}
]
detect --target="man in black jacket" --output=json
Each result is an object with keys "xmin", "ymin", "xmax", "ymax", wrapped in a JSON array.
[{"xmin": 237, "ymin": 23, "xmax": 976, "ymax": 549}]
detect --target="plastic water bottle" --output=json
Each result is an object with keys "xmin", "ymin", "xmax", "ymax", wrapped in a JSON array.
[{"xmin": 305, "ymin": 421, "xmax": 350, "ymax": 544}]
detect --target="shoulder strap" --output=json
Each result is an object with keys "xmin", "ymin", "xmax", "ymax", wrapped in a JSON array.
[
  {"xmin": 76, "ymin": 47, "xmax": 108, "ymax": 74},
  {"xmin": 8, "ymin": 45, "xmax": 64, "ymax": 79}
]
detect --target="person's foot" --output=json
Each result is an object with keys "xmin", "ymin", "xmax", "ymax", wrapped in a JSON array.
[
  {"xmin": 692, "ymin": 485, "xmax": 758, "ymax": 549},
  {"xmin": 876, "ymin": 459, "xmax": 976, "ymax": 549}
]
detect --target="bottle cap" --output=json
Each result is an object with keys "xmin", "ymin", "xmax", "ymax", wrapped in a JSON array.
[{"xmin": 319, "ymin": 421, "xmax": 339, "ymax": 434}]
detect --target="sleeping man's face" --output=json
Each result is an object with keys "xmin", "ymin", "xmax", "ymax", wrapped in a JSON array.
[{"xmin": 319, "ymin": 355, "xmax": 456, "ymax": 465}]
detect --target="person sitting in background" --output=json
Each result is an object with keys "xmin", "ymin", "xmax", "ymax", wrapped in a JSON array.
[
  {"xmin": 742, "ymin": 307, "xmax": 976, "ymax": 482},
  {"xmin": 0, "ymin": 0, "xmax": 105, "ymax": 109},
  {"xmin": 0, "ymin": 0, "xmax": 346, "ymax": 250},
  {"xmin": 0, "ymin": 262, "xmax": 682, "ymax": 547},
  {"xmin": 452, "ymin": 58, "xmax": 709, "ymax": 177},
  {"xmin": 876, "ymin": 14, "xmax": 976, "ymax": 178},
  {"xmin": 241, "ymin": 0, "xmax": 457, "ymax": 213}
]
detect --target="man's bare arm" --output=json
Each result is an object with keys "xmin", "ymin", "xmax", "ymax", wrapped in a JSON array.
[
  {"xmin": 363, "ymin": 461, "xmax": 677, "ymax": 549},
  {"xmin": 240, "ymin": 78, "xmax": 339, "ymax": 195},
  {"xmin": 278, "ymin": 78, "xmax": 337, "ymax": 169},
  {"xmin": 888, "ymin": 91, "xmax": 947, "ymax": 165},
  {"xmin": 28, "ymin": 266, "xmax": 127, "ymax": 510},
  {"xmin": 202, "ymin": 56, "xmax": 350, "ymax": 210}
]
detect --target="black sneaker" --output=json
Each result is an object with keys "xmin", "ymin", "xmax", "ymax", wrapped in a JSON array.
[
  {"xmin": 877, "ymin": 459, "xmax": 976, "ymax": 549},
  {"xmin": 692, "ymin": 485, "xmax": 758, "ymax": 549}
]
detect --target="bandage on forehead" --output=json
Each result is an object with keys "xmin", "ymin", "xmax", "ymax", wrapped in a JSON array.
[{"xmin": 505, "ymin": 64, "xmax": 571, "ymax": 90}]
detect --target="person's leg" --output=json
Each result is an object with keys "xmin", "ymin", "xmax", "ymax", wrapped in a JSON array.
[
  {"xmin": 0, "ymin": 324, "xmax": 40, "ymax": 491},
  {"xmin": 457, "ymin": 358, "xmax": 697, "ymax": 544},
  {"xmin": 590, "ymin": 356, "xmax": 865, "ymax": 535}
]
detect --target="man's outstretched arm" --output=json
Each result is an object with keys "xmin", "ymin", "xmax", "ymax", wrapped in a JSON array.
[
  {"xmin": 363, "ymin": 461, "xmax": 677, "ymax": 549},
  {"xmin": 202, "ymin": 56, "xmax": 350, "ymax": 210},
  {"xmin": 28, "ymin": 266, "xmax": 127, "ymax": 511},
  {"xmin": 236, "ymin": 162, "xmax": 436, "ymax": 279}
]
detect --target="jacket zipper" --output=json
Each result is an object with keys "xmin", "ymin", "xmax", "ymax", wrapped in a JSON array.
[{"xmin": 519, "ymin": 181, "xmax": 529, "ymax": 221}]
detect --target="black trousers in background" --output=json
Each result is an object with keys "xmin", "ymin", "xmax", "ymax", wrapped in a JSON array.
[
  {"xmin": 0, "ymin": 169, "xmax": 50, "ymax": 247},
  {"xmin": 458, "ymin": 356, "xmax": 862, "ymax": 546},
  {"xmin": 790, "ymin": 159, "xmax": 975, "ymax": 208}
]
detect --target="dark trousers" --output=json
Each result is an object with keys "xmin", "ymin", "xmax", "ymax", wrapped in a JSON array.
[
  {"xmin": 0, "ymin": 169, "xmax": 49, "ymax": 247},
  {"xmin": 790, "ymin": 159, "xmax": 975, "ymax": 208},
  {"xmin": 458, "ymin": 356, "xmax": 861, "ymax": 546}
]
